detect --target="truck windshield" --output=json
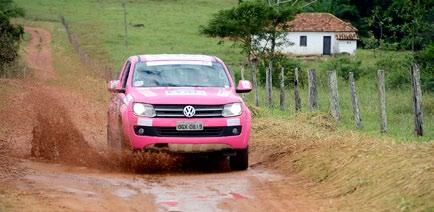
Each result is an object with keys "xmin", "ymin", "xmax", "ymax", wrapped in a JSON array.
[{"xmin": 132, "ymin": 61, "xmax": 230, "ymax": 87}]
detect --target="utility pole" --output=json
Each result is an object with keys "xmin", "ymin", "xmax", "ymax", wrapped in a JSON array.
[{"xmin": 122, "ymin": 2, "xmax": 128, "ymax": 49}]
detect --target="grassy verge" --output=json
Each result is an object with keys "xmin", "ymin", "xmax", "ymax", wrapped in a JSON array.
[{"xmin": 251, "ymin": 115, "xmax": 434, "ymax": 211}]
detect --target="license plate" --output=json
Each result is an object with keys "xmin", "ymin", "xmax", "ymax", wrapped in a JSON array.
[{"xmin": 176, "ymin": 121, "xmax": 203, "ymax": 131}]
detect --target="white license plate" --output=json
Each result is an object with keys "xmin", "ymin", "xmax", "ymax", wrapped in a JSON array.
[{"xmin": 176, "ymin": 121, "xmax": 203, "ymax": 131}]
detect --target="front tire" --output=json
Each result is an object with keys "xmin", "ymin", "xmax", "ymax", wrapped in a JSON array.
[
  {"xmin": 107, "ymin": 118, "xmax": 127, "ymax": 151},
  {"xmin": 230, "ymin": 148, "xmax": 248, "ymax": 171}
]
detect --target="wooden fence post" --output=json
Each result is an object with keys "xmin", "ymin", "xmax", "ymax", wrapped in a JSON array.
[
  {"xmin": 308, "ymin": 69, "xmax": 317, "ymax": 111},
  {"xmin": 279, "ymin": 66, "xmax": 285, "ymax": 111},
  {"xmin": 349, "ymin": 72, "xmax": 362, "ymax": 129},
  {"xmin": 377, "ymin": 70, "xmax": 387, "ymax": 133},
  {"xmin": 266, "ymin": 61, "xmax": 273, "ymax": 107},
  {"xmin": 251, "ymin": 62, "xmax": 259, "ymax": 107},
  {"xmin": 328, "ymin": 70, "xmax": 340, "ymax": 121},
  {"xmin": 294, "ymin": 67, "xmax": 301, "ymax": 112},
  {"xmin": 411, "ymin": 64, "xmax": 423, "ymax": 136}
]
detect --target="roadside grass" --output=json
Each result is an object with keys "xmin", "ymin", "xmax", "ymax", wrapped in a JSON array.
[{"xmin": 251, "ymin": 116, "xmax": 434, "ymax": 211}]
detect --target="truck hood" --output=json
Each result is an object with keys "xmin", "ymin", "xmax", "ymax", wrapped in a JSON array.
[{"xmin": 130, "ymin": 87, "xmax": 242, "ymax": 105}]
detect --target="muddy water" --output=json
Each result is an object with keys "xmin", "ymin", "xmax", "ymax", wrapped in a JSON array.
[{"xmin": 18, "ymin": 160, "xmax": 282, "ymax": 212}]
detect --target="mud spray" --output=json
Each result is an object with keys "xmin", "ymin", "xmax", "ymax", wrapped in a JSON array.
[{"xmin": 30, "ymin": 91, "xmax": 227, "ymax": 173}]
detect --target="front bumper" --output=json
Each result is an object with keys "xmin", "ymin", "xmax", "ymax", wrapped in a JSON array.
[{"xmin": 124, "ymin": 112, "xmax": 251, "ymax": 152}]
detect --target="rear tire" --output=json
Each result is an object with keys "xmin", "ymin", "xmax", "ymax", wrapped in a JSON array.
[{"xmin": 230, "ymin": 148, "xmax": 248, "ymax": 171}]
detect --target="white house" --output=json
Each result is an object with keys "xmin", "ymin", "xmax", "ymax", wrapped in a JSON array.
[{"xmin": 261, "ymin": 13, "xmax": 359, "ymax": 56}]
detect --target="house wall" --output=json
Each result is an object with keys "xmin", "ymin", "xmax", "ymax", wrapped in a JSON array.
[
  {"xmin": 337, "ymin": 40, "xmax": 357, "ymax": 54},
  {"xmin": 257, "ymin": 32, "xmax": 357, "ymax": 56},
  {"xmin": 278, "ymin": 32, "xmax": 337, "ymax": 55}
]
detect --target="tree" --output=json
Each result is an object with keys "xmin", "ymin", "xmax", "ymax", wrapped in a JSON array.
[
  {"xmin": 201, "ymin": 0, "xmax": 299, "ymax": 107},
  {"xmin": 0, "ymin": 0, "xmax": 24, "ymax": 76},
  {"xmin": 259, "ymin": 4, "xmax": 298, "ymax": 106},
  {"xmin": 200, "ymin": 1, "xmax": 271, "ymax": 107},
  {"xmin": 200, "ymin": 1, "xmax": 270, "ymax": 61}
]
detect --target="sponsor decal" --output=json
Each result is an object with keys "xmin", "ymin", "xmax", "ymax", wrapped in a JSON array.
[
  {"xmin": 138, "ymin": 88, "xmax": 157, "ymax": 97},
  {"xmin": 227, "ymin": 118, "xmax": 241, "ymax": 126},
  {"xmin": 146, "ymin": 61, "xmax": 212, "ymax": 66},
  {"xmin": 144, "ymin": 55, "xmax": 213, "ymax": 62},
  {"xmin": 165, "ymin": 89, "xmax": 206, "ymax": 96},
  {"xmin": 217, "ymin": 89, "xmax": 231, "ymax": 97},
  {"xmin": 133, "ymin": 81, "xmax": 144, "ymax": 86},
  {"xmin": 137, "ymin": 118, "xmax": 153, "ymax": 126}
]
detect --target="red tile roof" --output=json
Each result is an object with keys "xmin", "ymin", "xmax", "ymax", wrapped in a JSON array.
[{"xmin": 287, "ymin": 13, "xmax": 358, "ymax": 32}]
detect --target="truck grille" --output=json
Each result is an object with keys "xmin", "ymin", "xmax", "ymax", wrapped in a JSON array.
[
  {"xmin": 154, "ymin": 105, "xmax": 224, "ymax": 118},
  {"xmin": 134, "ymin": 126, "xmax": 242, "ymax": 137}
]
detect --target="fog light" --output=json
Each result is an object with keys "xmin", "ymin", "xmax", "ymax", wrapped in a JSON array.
[
  {"xmin": 138, "ymin": 128, "xmax": 145, "ymax": 135},
  {"xmin": 232, "ymin": 127, "xmax": 239, "ymax": 135}
]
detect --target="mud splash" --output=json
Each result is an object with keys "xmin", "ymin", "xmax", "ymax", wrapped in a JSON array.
[
  {"xmin": 29, "ymin": 90, "xmax": 229, "ymax": 174},
  {"xmin": 30, "ymin": 90, "xmax": 100, "ymax": 165}
]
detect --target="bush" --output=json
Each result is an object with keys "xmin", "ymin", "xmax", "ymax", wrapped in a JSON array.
[
  {"xmin": 378, "ymin": 40, "xmax": 400, "ymax": 51},
  {"xmin": 257, "ymin": 55, "xmax": 302, "ymax": 87},
  {"xmin": 375, "ymin": 52, "xmax": 413, "ymax": 89},
  {"xmin": 415, "ymin": 43, "xmax": 434, "ymax": 92},
  {"xmin": 323, "ymin": 55, "xmax": 363, "ymax": 80},
  {"xmin": 360, "ymin": 32, "xmax": 379, "ymax": 49},
  {"xmin": 0, "ymin": 0, "xmax": 24, "ymax": 77}
]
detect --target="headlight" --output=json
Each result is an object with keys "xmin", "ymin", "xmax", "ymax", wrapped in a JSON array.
[
  {"xmin": 133, "ymin": 103, "xmax": 155, "ymax": 117},
  {"xmin": 222, "ymin": 103, "xmax": 242, "ymax": 117}
]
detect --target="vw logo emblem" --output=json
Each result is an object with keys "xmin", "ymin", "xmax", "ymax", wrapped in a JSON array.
[{"xmin": 183, "ymin": 105, "xmax": 196, "ymax": 118}]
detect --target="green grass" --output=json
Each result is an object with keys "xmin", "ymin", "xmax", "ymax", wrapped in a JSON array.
[
  {"xmin": 15, "ymin": 0, "xmax": 242, "ymax": 69},
  {"xmin": 14, "ymin": 0, "xmax": 433, "ymax": 141}
]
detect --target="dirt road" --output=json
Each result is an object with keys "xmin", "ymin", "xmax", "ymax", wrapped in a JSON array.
[{"xmin": 0, "ymin": 27, "xmax": 332, "ymax": 212}]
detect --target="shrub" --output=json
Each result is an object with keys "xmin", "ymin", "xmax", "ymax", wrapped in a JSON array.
[
  {"xmin": 378, "ymin": 41, "xmax": 399, "ymax": 51},
  {"xmin": 360, "ymin": 32, "xmax": 379, "ymax": 49},
  {"xmin": 415, "ymin": 43, "xmax": 434, "ymax": 92},
  {"xmin": 257, "ymin": 55, "xmax": 302, "ymax": 87},
  {"xmin": 0, "ymin": 0, "xmax": 24, "ymax": 77},
  {"xmin": 323, "ymin": 55, "xmax": 363, "ymax": 80},
  {"xmin": 375, "ymin": 52, "xmax": 413, "ymax": 89}
]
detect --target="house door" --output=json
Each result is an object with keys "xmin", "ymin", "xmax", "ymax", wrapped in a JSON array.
[{"xmin": 323, "ymin": 36, "xmax": 331, "ymax": 55}]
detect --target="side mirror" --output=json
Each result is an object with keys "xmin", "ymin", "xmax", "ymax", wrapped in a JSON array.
[
  {"xmin": 236, "ymin": 80, "xmax": 252, "ymax": 93},
  {"xmin": 108, "ymin": 80, "xmax": 125, "ymax": 93}
]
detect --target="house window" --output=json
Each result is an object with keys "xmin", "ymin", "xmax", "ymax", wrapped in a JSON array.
[{"xmin": 300, "ymin": 36, "xmax": 307, "ymax": 46}]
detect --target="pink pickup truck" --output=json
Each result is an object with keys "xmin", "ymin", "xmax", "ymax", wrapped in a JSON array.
[{"xmin": 107, "ymin": 54, "xmax": 252, "ymax": 170}]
